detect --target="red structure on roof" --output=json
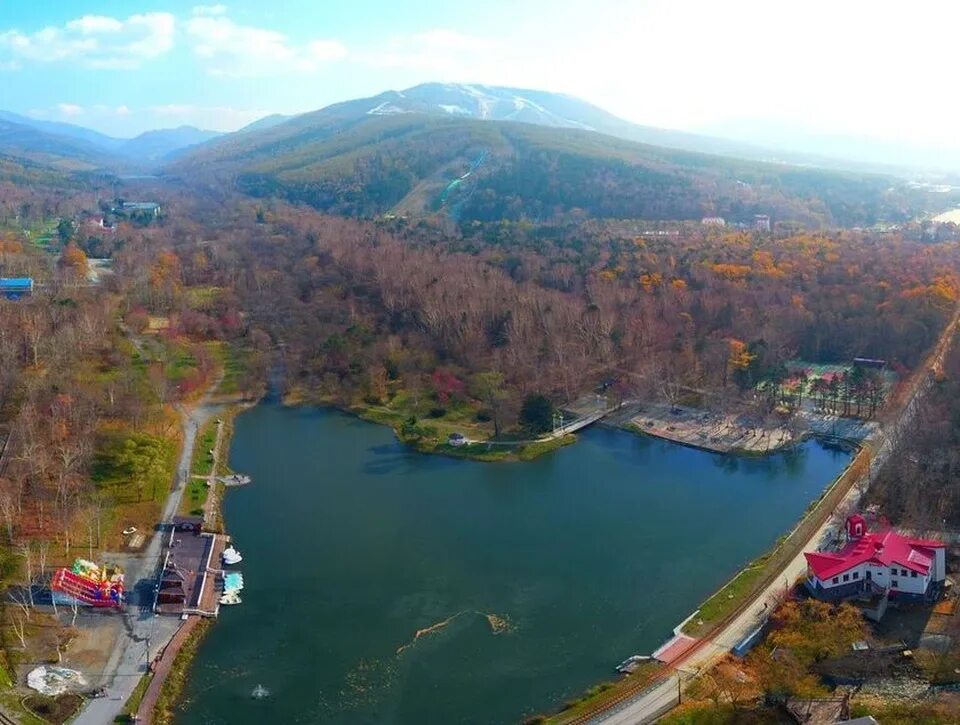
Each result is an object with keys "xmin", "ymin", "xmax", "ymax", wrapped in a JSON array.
[{"xmin": 805, "ymin": 519, "xmax": 943, "ymax": 582}]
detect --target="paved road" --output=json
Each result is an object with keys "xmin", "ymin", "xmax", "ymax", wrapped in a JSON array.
[
  {"xmin": 593, "ymin": 310, "xmax": 959, "ymax": 724},
  {"xmin": 74, "ymin": 385, "xmax": 223, "ymax": 725}
]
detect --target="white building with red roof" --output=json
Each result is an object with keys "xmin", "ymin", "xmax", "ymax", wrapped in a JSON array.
[{"xmin": 805, "ymin": 515, "xmax": 946, "ymax": 603}]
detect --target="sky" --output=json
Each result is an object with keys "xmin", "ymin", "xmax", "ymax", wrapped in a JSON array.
[{"xmin": 1, "ymin": 0, "xmax": 958, "ymax": 145}]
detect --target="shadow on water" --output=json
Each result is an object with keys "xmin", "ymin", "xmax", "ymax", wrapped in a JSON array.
[
  {"xmin": 587, "ymin": 426, "xmax": 659, "ymax": 465},
  {"xmin": 363, "ymin": 453, "xmax": 410, "ymax": 476}
]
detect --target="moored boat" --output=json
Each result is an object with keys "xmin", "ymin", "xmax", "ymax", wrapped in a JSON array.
[
  {"xmin": 222, "ymin": 546, "xmax": 243, "ymax": 565},
  {"xmin": 219, "ymin": 591, "xmax": 242, "ymax": 605}
]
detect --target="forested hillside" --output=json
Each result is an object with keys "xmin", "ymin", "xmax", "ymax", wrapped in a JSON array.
[
  {"xmin": 111, "ymin": 198, "xmax": 959, "ymax": 416},
  {"xmin": 168, "ymin": 115, "xmax": 940, "ymax": 228}
]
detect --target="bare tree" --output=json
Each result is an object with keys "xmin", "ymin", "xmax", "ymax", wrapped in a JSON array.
[
  {"xmin": 9, "ymin": 612, "xmax": 26, "ymax": 649},
  {"xmin": 18, "ymin": 542, "xmax": 34, "ymax": 607}
]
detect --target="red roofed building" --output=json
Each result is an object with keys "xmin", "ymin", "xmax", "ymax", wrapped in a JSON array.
[{"xmin": 805, "ymin": 515, "xmax": 946, "ymax": 603}]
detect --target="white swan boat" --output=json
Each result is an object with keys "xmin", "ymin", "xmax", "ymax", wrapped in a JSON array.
[
  {"xmin": 222, "ymin": 546, "xmax": 243, "ymax": 565},
  {"xmin": 219, "ymin": 591, "xmax": 242, "ymax": 605}
]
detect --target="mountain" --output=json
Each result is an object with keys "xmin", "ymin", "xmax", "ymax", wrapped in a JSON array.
[
  {"xmin": 0, "ymin": 117, "xmax": 117, "ymax": 171},
  {"xmin": 298, "ymin": 83, "xmax": 911, "ymax": 174},
  {"xmin": 239, "ymin": 114, "xmax": 294, "ymax": 134},
  {"xmin": 0, "ymin": 110, "xmax": 123, "ymax": 151},
  {"xmin": 0, "ymin": 111, "xmax": 222, "ymax": 166},
  {"xmin": 167, "ymin": 105, "xmax": 941, "ymax": 228},
  {"xmin": 118, "ymin": 126, "xmax": 222, "ymax": 163}
]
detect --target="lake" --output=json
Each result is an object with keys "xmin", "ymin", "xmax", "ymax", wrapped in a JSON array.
[{"xmin": 175, "ymin": 404, "xmax": 850, "ymax": 724}]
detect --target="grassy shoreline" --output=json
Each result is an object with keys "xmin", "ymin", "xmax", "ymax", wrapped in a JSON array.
[
  {"xmin": 283, "ymin": 387, "xmax": 579, "ymax": 462},
  {"xmin": 151, "ymin": 619, "xmax": 213, "ymax": 725}
]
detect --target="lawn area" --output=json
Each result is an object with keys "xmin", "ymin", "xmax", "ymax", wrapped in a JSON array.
[
  {"xmin": 91, "ymin": 425, "xmax": 179, "ymax": 539},
  {"xmin": 358, "ymin": 388, "xmax": 493, "ymax": 448},
  {"xmin": 357, "ymin": 392, "xmax": 581, "ymax": 461},
  {"xmin": 184, "ymin": 286, "xmax": 222, "ymax": 312},
  {"xmin": 212, "ymin": 342, "xmax": 251, "ymax": 397},
  {"xmin": 180, "ymin": 419, "xmax": 219, "ymax": 516},
  {"xmin": 0, "ymin": 691, "xmax": 48, "ymax": 725},
  {"xmin": 22, "ymin": 218, "xmax": 59, "ymax": 249},
  {"xmin": 191, "ymin": 420, "xmax": 218, "ymax": 478}
]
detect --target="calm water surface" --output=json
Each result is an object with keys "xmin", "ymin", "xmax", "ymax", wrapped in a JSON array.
[{"xmin": 176, "ymin": 404, "xmax": 850, "ymax": 724}]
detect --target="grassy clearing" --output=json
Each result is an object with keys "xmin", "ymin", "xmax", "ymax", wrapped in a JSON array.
[
  {"xmin": 92, "ymin": 428, "xmax": 177, "ymax": 505},
  {"xmin": 184, "ymin": 286, "xmax": 222, "ymax": 311},
  {"xmin": 191, "ymin": 421, "xmax": 218, "ymax": 478},
  {"xmin": 22, "ymin": 693, "xmax": 83, "ymax": 724},
  {"xmin": 92, "ymin": 424, "xmax": 179, "ymax": 539},
  {"xmin": 355, "ymin": 389, "xmax": 577, "ymax": 461},
  {"xmin": 180, "ymin": 418, "xmax": 219, "ymax": 516},
  {"xmin": 0, "ymin": 692, "xmax": 46, "ymax": 725},
  {"xmin": 208, "ymin": 341, "xmax": 254, "ymax": 398}
]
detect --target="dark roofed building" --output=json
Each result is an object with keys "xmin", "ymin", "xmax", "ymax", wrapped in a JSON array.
[
  {"xmin": 853, "ymin": 357, "xmax": 887, "ymax": 370},
  {"xmin": 157, "ymin": 561, "xmax": 187, "ymax": 605},
  {"xmin": 170, "ymin": 515, "xmax": 204, "ymax": 533}
]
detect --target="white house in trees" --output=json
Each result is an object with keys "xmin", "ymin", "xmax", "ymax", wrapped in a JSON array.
[{"xmin": 805, "ymin": 515, "xmax": 946, "ymax": 603}]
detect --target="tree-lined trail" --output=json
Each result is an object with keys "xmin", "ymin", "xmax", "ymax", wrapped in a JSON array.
[{"xmin": 73, "ymin": 364, "xmax": 224, "ymax": 725}]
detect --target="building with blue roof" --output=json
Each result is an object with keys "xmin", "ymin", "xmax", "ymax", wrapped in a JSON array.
[{"xmin": 0, "ymin": 277, "xmax": 34, "ymax": 300}]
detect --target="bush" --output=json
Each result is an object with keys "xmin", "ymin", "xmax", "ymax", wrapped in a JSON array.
[
  {"xmin": 428, "ymin": 406, "xmax": 447, "ymax": 418},
  {"xmin": 519, "ymin": 393, "xmax": 555, "ymax": 435},
  {"xmin": 475, "ymin": 409, "xmax": 492, "ymax": 422}
]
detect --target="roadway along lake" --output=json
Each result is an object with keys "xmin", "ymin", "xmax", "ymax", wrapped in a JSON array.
[{"xmin": 176, "ymin": 404, "xmax": 850, "ymax": 724}]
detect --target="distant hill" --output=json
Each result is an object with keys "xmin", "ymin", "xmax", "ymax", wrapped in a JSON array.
[
  {"xmin": 0, "ymin": 110, "xmax": 123, "ymax": 151},
  {"xmin": 278, "ymin": 83, "xmax": 914, "ymax": 174},
  {"xmin": 0, "ymin": 111, "xmax": 222, "ymax": 167},
  {"xmin": 167, "ymin": 106, "xmax": 936, "ymax": 228},
  {"xmin": 118, "ymin": 126, "xmax": 222, "ymax": 163},
  {"xmin": 0, "ymin": 152, "xmax": 84, "ymax": 187},
  {"xmin": 0, "ymin": 117, "xmax": 115, "ymax": 171}
]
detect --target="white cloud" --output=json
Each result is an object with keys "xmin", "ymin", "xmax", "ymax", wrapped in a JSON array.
[
  {"xmin": 0, "ymin": 12, "xmax": 175, "ymax": 70},
  {"xmin": 184, "ymin": 14, "xmax": 345, "ymax": 76},
  {"xmin": 66, "ymin": 16, "xmax": 123, "ymax": 35},
  {"xmin": 57, "ymin": 103, "xmax": 83, "ymax": 117},
  {"xmin": 192, "ymin": 5, "xmax": 229, "ymax": 17},
  {"xmin": 369, "ymin": 28, "xmax": 498, "ymax": 71},
  {"xmin": 148, "ymin": 103, "xmax": 267, "ymax": 130}
]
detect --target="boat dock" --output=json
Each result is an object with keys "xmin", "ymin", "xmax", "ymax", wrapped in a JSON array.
[{"xmin": 153, "ymin": 516, "xmax": 229, "ymax": 618}]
